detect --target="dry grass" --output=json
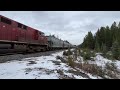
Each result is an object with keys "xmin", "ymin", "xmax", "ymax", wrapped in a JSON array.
[
  {"xmin": 68, "ymin": 69, "xmax": 90, "ymax": 78},
  {"xmin": 67, "ymin": 56, "xmax": 75, "ymax": 68},
  {"xmin": 105, "ymin": 62, "xmax": 117, "ymax": 71},
  {"xmin": 63, "ymin": 49, "xmax": 73, "ymax": 56},
  {"xmin": 73, "ymin": 62, "xmax": 120, "ymax": 79},
  {"xmin": 75, "ymin": 63, "xmax": 105, "ymax": 78}
]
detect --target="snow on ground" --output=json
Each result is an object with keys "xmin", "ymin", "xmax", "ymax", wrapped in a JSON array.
[
  {"xmin": 87, "ymin": 55, "xmax": 112, "ymax": 68},
  {"xmin": 1, "ymin": 49, "xmax": 120, "ymax": 79},
  {"xmin": 77, "ymin": 53, "xmax": 120, "ymax": 74},
  {"xmin": 0, "ymin": 50, "xmax": 88, "ymax": 79},
  {"xmin": 0, "ymin": 51, "xmax": 63, "ymax": 79},
  {"xmin": 89, "ymin": 54, "xmax": 120, "ymax": 70}
]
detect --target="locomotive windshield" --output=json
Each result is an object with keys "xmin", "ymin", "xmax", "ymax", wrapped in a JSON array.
[
  {"xmin": 41, "ymin": 33, "xmax": 45, "ymax": 36},
  {"xmin": 39, "ymin": 32, "xmax": 45, "ymax": 36}
]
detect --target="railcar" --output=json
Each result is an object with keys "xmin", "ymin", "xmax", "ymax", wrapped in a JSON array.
[
  {"xmin": 46, "ymin": 35, "xmax": 73, "ymax": 50},
  {"xmin": 63, "ymin": 40, "xmax": 73, "ymax": 48}
]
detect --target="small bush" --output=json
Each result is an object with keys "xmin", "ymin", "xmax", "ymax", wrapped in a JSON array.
[
  {"xmin": 101, "ymin": 51, "xmax": 114, "ymax": 60},
  {"xmin": 83, "ymin": 50, "xmax": 93, "ymax": 60},
  {"xmin": 79, "ymin": 50, "xmax": 84, "ymax": 57},
  {"xmin": 106, "ymin": 53, "xmax": 114, "ymax": 60},
  {"xmin": 56, "ymin": 56, "xmax": 61, "ymax": 59},
  {"xmin": 75, "ymin": 63, "xmax": 106, "ymax": 78},
  {"xmin": 77, "ymin": 48, "xmax": 81, "ymax": 56},
  {"xmin": 83, "ymin": 52, "xmax": 91, "ymax": 60},
  {"xmin": 56, "ymin": 55, "xmax": 67, "ymax": 63},
  {"xmin": 78, "ymin": 49, "xmax": 96, "ymax": 61},
  {"xmin": 105, "ymin": 62, "xmax": 117, "ymax": 71},
  {"xmin": 63, "ymin": 51, "xmax": 67, "ymax": 56},
  {"xmin": 67, "ymin": 56, "xmax": 75, "ymax": 68},
  {"xmin": 73, "ymin": 59, "xmax": 119, "ymax": 78},
  {"xmin": 57, "ymin": 70, "xmax": 64, "ymax": 75},
  {"xmin": 68, "ymin": 48, "xmax": 73, "ymax": 55},
  {"xmin": 63, "ymin": 49, "xmax": 73, "ymax": 56}
]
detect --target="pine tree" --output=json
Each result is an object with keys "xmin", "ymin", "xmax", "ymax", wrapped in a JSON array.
[
  {"xmin": 95, "ymin": 40, "xmax": 100, "ymax": 52},
  {"xmin": 85, "ymin": 31, "xmax": 95, "ymax": 49},
  {"xmin": 111, "ymin": 21, "xmax": 117, "ymax": 30},
  {"xmin": 118, "ymin": 22, "xmax": 120, "ymax": 29},
  {"xmin": 80, "ymin": 21, "xmax": 120, "ymax": 56},
  {"xmin": 105, "ymin": 26, "xmax": 111, "ymax": 50},
  {"xmin": 111, "ymin": 41, "xmax": 120, "ymax": 60},
  {"xmin": 81, "ymin": 31, "xmax": 95, "ymax": 49},
  {"xmin": 101, "ymin": 43, "xmax": 107, "ymax": 56},
  {"xmin": 111, "ymin": 21, "xmax": 118, "ymax": 44}
]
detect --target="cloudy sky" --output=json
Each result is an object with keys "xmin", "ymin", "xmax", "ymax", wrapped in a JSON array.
[{"xmin": 1, "ymin": 11, "xmax": 120, "ymax": 45}]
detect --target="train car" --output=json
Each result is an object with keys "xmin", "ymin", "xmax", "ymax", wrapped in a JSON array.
[
  {"xmin": 46, "ymin": 35, "xmax": 73, "ymax": 50},
  {"xmin": 46, "ymin": 35, "xmax": 63, "ymax": 50},
  {"xmin": 63, "ymin": 40, "xmax": 73, "ymax": 48},
  {"xmin": 0, "ymin": 15, "xmax": 48, "ymax": 53}
]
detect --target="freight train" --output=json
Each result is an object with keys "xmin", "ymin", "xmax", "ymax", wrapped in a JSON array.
[
  {"xmin": 47, "ymin": 35, "xmax": 73, "ymax": 50},
  {"xmin": 0, "ymin": 15, "xmax": 73, "ymax": 54}
]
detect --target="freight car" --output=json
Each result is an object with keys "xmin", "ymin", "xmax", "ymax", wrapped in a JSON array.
[
  {"xmin": 46, "ymin": 35, "xmax": 73, "ymax": 50},
  {"xmin": 0, "ymin": 15, "xmax": 48, "ymax": 54}
]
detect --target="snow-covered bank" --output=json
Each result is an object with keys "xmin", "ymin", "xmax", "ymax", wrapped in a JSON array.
[
  {"xmin": 0, "ymin": 49, "xmax": 120, "ymax": 79},
  {"xmin": 0, "ymin": 50, "xmax": 89, "ymax": 79},
  {"xmin": 0, "ymin": 51, "xmax": 62, "ymax": 79}
]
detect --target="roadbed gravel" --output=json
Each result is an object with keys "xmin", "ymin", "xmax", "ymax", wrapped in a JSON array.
[{"xmin": 0, "ymin": 50, "xmax": 64, "ymax": 63}]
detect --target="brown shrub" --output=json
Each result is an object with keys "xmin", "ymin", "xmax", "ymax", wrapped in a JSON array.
[{"xmin": 67, "ymin": 56, "xmax": 75, "ymax": 68}]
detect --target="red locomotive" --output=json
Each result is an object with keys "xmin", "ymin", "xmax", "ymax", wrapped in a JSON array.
[{"xmin": 0, "ymin": 15, "xmax": 48, "ymax": 53}]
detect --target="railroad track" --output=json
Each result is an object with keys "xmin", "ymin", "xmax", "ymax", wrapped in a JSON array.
[
  {"xmin": 0, "ymin": 49, "xmax": 64, "ymax": 56},
  {"xmin": 0, "ymin": 52, "xmax": 23, "ymax": 56},
  {"xmin": 0, "ymin": 49, "xmax": 65, "ymax": 63}
]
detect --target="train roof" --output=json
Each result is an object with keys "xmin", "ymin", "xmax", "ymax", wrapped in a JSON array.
[
  {"xmin": 0, "ymin": 15, "xmax": 43, "ymax": 33},
  {"xmin": 46, "ymin": 35, "xmax": 73, "ymax": 45}
]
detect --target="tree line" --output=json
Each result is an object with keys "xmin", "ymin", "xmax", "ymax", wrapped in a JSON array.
[{"xmin": 79, "ymin": 21, "xmax": 120, "ymax": 60}]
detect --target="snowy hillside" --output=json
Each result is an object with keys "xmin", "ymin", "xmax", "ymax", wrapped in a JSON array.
[{"xmin": 0, "ymin": 49, "xmax": 120, "ymax": 79}]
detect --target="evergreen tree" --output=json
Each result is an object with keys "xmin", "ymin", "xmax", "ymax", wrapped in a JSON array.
[
  {"xmin": 118, "ymin": 22, "xmax": 120, "ymax": 29},
  {"xmin": 101, "ymin": 43, "xmax": 107, "ymax": 56},
  {"xmin": 81, "ymin": 31, "xmax": 95, "ymax": 49},
  {"xmin": 87, "ymin": 31, "xmax": 95, "ymax": 49},
  {"xmin": 111, "ymin": 41, "xmax": 120, "ymax": 60},
  {"xmin": 95, "ymin": 40, "xmax": 100, "ymax": 52},
  {"xmin": 80, "ymin": 21, "xmax": 120, "ymax": 57},
  {"xmin": 111, "ymin": 21, "xmax": 117, "ymax": 30},
  {"xmin": 111, "ymin": 21, "xmax": 118, "ymax": 44},
  {"xmin": 105, "ymin": 26, "xmax": 112, "ymax": 50}
]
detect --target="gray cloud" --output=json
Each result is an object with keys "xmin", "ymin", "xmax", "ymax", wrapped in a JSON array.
[{"xmin": 1, "ymin": 11, "xmax": 120, "ymax": 45}]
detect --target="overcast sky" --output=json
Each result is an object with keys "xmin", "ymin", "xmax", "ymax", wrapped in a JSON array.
[{"xmin": 1, "ymin": 11, "xmax": 120, "ymax": 45}]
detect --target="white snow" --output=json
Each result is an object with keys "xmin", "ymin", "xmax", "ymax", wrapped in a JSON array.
[
  {"xmin": 0, "ymin": 50, "xmax": 89, "ymax": 79},
  {"xmin": 87, "ymin": 55, "xmax": 112, "ymax": 68},
  {"xmin": 88, "ymin": 54, "xmax": 120, "ymax": 70},
  {"xmin": 0, "ymin": 49, "xmax": 119, "ymax": 79},
  {"xmin": 0, "ymin": 51, "xmax": 64, "ymax": 79}
]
